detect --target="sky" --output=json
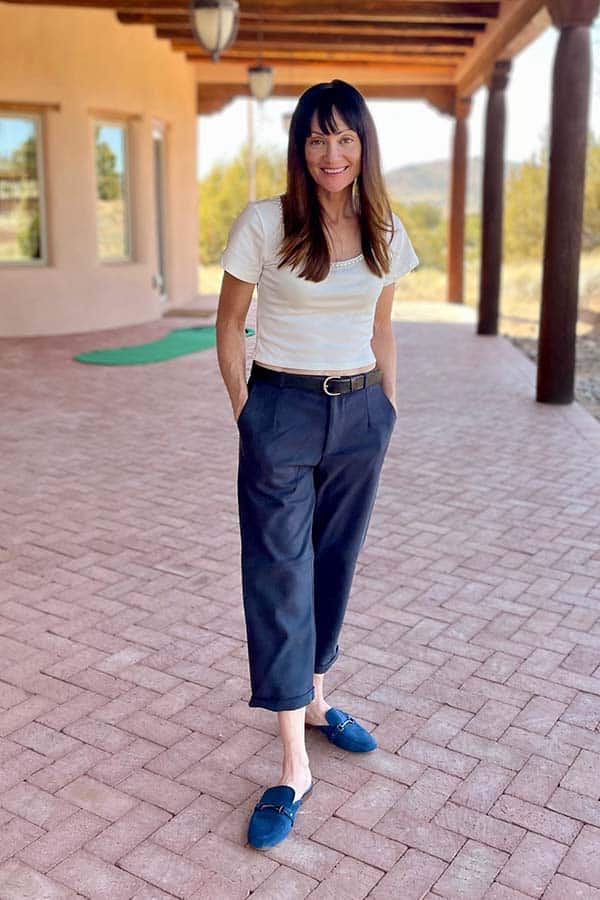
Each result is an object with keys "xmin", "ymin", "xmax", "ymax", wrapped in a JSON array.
[
  {"xmin": 0, "ymin": 117, "xmax": 34, "ymax": 161},
  {"xmin": 198, "ymin": 22, "xmax": 600, "ymax": 178}
]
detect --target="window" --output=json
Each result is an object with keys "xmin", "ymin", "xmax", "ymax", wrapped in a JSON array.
[
  {"xmin": 0, "ymin": 113, "xmax": 46, "ymax": 265},
  {"xmin": 94, "ymin": 121, "xmax": 131, "ymax": 262}
]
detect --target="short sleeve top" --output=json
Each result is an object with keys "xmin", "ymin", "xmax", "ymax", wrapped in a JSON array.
[{"xmin": 220, "ymin": 196, "xmax": 418, "ymax": 371}]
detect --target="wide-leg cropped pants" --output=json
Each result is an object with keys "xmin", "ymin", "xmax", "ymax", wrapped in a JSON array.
[{"xmin": 237, "ymin": 362, "xmax": 397, "ymax": 711}]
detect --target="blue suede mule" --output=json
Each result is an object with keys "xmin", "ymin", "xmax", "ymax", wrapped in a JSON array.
[
  {"xmin": 247, "ymin": 783, "xmax": 314, "ymax": 850},
  {"xmin": 311, "ymin": 707, "xmax": 377, "ymax": 752}
]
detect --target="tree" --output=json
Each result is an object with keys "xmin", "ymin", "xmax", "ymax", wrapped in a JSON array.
[
  {"xmin": 11, "ymin": 136, "xmax": 37, "ymax": 177},
  {"xmin": 199, "ymin": 143, "xmax": 286, "ymax": 265},
  {"xmin": 583, "ymin": 134, "xmax": 600, "ymax": 251},
  {"xmin": 391, "ymin": 199, "xmax": 446, "ymax": 270},
  {"xmin": 17, "ymin": 208, "xmax": 40, "ymax": 259},
  {"xmin": 503, "ymin": 133, "xmax": 600, "ymax": 260},
  {"xmin": 503, "ymin": 151, "xmax": 548, "ymax": 261},
  {"xmin": 11, "ymin": 137, "xmax": 41, "ymax": 259},
  {"xmin": 95, "ymin": 141, "xmax": 121, "ymax": 201}
]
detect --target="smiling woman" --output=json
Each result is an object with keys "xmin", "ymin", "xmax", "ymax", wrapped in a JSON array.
[{"xmin": 216, "ymin": 78, "xmax": 418, "ymax": 852}]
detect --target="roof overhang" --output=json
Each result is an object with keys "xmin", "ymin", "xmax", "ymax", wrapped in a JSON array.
[{"xmin": 4, "ymin": 0, "xmax": 551, "ymax": 116}]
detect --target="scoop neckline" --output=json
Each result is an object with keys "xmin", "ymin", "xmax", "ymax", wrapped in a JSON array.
[{"xmin": 330, "ymin": 253, "xmax": 364, "ymax": 267}]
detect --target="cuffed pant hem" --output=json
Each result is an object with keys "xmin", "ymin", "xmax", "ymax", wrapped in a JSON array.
[
  {"xmin": 249, "ymin": 685, "xmax": 315, "ymax": 712},
  {"xmin": 314, "ymin": 646, "xmax": 339, "ymax": 675}
]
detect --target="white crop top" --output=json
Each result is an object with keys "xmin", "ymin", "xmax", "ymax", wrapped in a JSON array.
[{"xmin": 220, "ymin": 195, "xmax": 418, "ymax": 371}]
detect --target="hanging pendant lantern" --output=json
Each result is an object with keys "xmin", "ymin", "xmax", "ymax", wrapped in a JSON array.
[
  {"xmin": 247, "ymin": 0, "xmax": 272, "ymax": 101},
  {"xmin": 248, "ymin": 64, "xmax": 273, "ymax": 101},
  {"xmin": 190, "ymin": 0, "xmax": 239, "ymax": 63}
]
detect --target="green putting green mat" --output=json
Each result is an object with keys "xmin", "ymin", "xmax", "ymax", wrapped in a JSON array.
[{"xmin": 74, "ymin": 326, "xmax": 254, "ymax": 366}]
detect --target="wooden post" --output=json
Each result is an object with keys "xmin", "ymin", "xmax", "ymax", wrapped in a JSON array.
[
  {"xmin": 448, "ymin": 97, "xmax": 471, "ymax": 304},
  {"xmin": 537, "ymin": 0, "xmax": 600, "ymax": 404},
  {"xmin": 477, "ymin": 60, "xmax": 511, "ymax": 336}
]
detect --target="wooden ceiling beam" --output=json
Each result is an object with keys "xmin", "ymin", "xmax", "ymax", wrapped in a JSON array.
[
  {"xmin": 158, "ymin": 2, "xmax": 498, "ymax": 21},
  {"xmin": 186, "ymin": 49, "xmax": 465, "ymax": 64},
  {"xmin": 197, "ymin": 82, "xmax": 456, "ymax": 115},
  {"xmin": 159, "ymin": 31, "xmax": 474, "ymax": 52},
  {"xmin": 190, "ymin": 56, "xmax": 456, "ymax": 91},
  {"xmin": 117, "ymin": 12, "xmax": 486, "ymax": 37},
  {"xmin": 191, "ymin": 57, "xmax": 456, "ymax": 86},
  {"xmin": 456, "ymin": 0, "xmax": 548, "ymax": 93},
  {"xmin": 197, "ymin": 84, "xmax": 452, "ymax": 103}
]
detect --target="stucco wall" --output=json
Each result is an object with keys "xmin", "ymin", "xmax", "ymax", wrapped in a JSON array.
[{"xmin": 0, "ymin": 4, "xmax": 198, "ymax": 336}]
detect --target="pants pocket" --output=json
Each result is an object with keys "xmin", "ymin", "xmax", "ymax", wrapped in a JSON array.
[
  {"xmin": 236, "ymin": 389, "xmax": 254, "ymax": 430},
  {"xmin": 236, "ymin": 376, "xmax": 263, "ymax": 431},
  {"xmin": 379, "ymin": 385, "xmax": 397, "ymax": 421},
  {"xmin": 366, "ymin": 383, "xmax": 397, "ymax": 429}
]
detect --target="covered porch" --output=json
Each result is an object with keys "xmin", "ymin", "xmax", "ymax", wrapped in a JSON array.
[{"xmin": 1, "ymin": 0, "xmax": 598, "ymax": 403}]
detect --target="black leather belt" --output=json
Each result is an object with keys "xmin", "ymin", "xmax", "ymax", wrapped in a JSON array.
[{"xmin": 250, "ymin": 362, "xmax": 383, "ymax": 396}]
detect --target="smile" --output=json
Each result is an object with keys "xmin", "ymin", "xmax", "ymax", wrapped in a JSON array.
[{"xmin": 320, "ymin": 167, "xmax": 349, "ymax": 174}]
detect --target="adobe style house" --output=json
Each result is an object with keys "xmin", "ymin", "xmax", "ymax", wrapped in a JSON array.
[
  {"xmin": 0, "ymin": 5, "xmax": 198, "ymax": 337},
  {"xmin": 1, "ymin": 0, "xmax": 597, "ymax": 404}
]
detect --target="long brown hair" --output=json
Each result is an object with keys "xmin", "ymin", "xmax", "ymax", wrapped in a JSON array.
[{"xmin": 277, "ymin": 79, "xmax": 394, "ymax": 282}]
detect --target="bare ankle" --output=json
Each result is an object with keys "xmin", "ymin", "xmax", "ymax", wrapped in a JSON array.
[
  {"xmin": 281, "ymin": 759, "xmax": 312, "ymax": 800},
  {"xmin": 283, "ymin": 749, "xmax": 309, "ymax": 770},
  {"xmin": 308, "ymin": 697, "xmax": 328, "ymax": 708}
]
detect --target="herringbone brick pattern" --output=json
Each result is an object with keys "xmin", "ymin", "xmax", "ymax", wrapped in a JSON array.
[{"xmin": 1, "ymin": 315, "xmax": 600, "ymax": 899}]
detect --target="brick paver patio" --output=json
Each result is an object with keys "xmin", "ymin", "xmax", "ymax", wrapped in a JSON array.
[{"xmin": 1, "ymin": 312, "xmax": 600, "ymax": 899}]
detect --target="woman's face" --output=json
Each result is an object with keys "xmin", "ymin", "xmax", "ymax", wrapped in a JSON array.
[{"xmin": 304, "ymin": 108, "xmax": 362, "ymax": 194}]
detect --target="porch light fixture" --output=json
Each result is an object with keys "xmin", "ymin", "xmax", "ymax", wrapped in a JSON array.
[
  {"xmin": 247, "ymin": 0, "xmax": 273, "ymax": 101},
  {"xmin": 190, "ymin": 0, "xmax": 239, "ymax": 62},
  {"xmin": 248, "ymin": 64, "xmax": 273, "ymax": 101}
]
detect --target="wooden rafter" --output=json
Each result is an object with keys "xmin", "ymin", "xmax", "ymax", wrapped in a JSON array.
[
  {"xmin": 118, "ymin": 13, "xmax": 487, "ymax": 37},
  {"xmin": 159, "ymin": 30, "xmax": 476, "ymax": 50}
]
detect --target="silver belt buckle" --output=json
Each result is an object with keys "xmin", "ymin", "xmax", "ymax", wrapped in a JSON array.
[{"xmin": 323, "ymin": 375, "xmax": 342, "ymax": 396}]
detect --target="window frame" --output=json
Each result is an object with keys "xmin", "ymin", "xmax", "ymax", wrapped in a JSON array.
[
  {"xmin": 0, "ymin": 110, "xmax": 48, "ymax": 268},
  {"xmin": 93, "ymin": 117, "xmax": 133, "ymax": 265}
]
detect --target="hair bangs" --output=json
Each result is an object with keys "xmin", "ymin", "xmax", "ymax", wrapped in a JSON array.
[{"xmin": 309, "ymin": 86, "xmax": 362, "ymax": 141}]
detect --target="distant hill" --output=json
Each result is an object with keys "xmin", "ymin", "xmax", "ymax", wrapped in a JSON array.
[{"xmin": 385, "ymin": 157, "xmax": 520, "ymax": 215}]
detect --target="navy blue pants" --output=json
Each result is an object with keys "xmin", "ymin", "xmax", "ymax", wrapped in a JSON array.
[{"xmin": 237, "ymin": 363, "xmax": 396, "ymax": 711}]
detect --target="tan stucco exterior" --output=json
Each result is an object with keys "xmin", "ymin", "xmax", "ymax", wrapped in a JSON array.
[{"xmin": 0, "ymin": 4, "xmax": 198, "ymax": 336}]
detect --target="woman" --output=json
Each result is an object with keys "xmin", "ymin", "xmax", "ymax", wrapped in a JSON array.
[{"xmin": 216, "ymin": 79, "xmax": 418, "ymax": 850}]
